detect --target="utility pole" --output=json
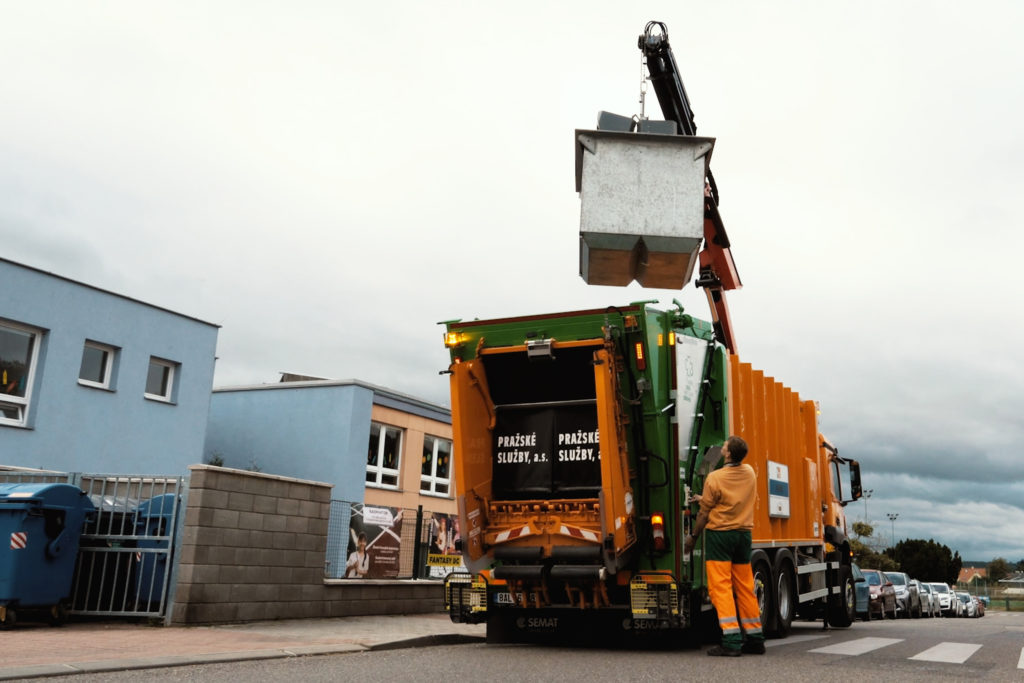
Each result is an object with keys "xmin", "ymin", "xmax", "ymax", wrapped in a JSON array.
[
  {"xmin": 862, "ymin": 489, "xmax": 873, "ymax": 522},
  {"xmin": 886, "ymin": 512, "xmax": 899, "ymax": 548}
]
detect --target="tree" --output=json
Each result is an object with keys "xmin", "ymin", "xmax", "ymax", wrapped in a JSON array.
[
  {"xmin": 891, "ymin": 539, "xmax": 961, "ymax": 584},
  {"xmin": 851, "ymin": 521, "xmax": 898, "ymax": 570},
  {"xmin": 988, "ymin": 557, "xmax": 1011, "ymax": 582}
]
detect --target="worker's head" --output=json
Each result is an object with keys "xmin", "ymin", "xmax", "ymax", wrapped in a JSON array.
[{"xmin": 724, "ymin": 435, "xmax": 748, "ymax": 463}]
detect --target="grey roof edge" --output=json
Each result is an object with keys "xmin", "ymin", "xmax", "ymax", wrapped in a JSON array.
[
  {"xmin": 212, "ymin": 378, "xmax": 452, "ymax": 422},
  {"xmin": 0, "ymin": 257, "xmax": 221, "ymax": 329}
]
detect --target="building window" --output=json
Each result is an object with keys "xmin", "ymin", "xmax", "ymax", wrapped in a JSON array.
[
  {"xmin": 421, "ymin": 435, "xmax": 452, "ymax": 496},
  {"xmin": 144, "ymin": 357, "xmax": 176, "ymax": 402},
  {"xmin": 366, "ymin": 422, "xmax": 402, "ymax": 488},
  {"xmin": 78, "ymin": 341, "xmax": 116, "ymax": 390},
  {"xmin": 0, "ymin": 320, "xmax": 41, "ymax": 427}
]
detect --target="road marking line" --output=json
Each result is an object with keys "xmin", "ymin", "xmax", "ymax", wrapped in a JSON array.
[
  {"xmin": 1017, "ymin": 646, "xmax": 1024, "ymax": 670},
  {"xmin": 765, "ymin": 634, "xmax": 830, "ymax": 648},
  {"xmin": 909, "ymin": 642, "xmax": 982, "ymax": 664},
  {"xmin": 809, "ymin": 637, "xmax": 902, "ymax": 656}
]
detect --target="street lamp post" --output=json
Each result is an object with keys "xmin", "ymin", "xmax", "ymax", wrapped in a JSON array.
[
  {"xmin": 887, "ymin": 512, "xmax": 899, "ymax": 548},
  {"xmin": 862, "ymin": 489, "xmax": 873, "ymax": 522}
]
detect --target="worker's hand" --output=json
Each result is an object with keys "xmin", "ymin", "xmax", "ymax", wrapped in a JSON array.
[
  {"xmin": 684, "ymin": 533, "xmax": 695, "ymax": 554},
  {"xmin": 687, "ymin": 493, "xmax": 702, "ymax": 505}
]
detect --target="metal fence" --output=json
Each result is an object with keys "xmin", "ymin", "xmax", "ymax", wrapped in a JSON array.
[
  {"xmin": 326, "ymin": 501, "xmax": 461, "ymax": 580},
  {"xmin": 0, "ymin": 469, "xmax": 186, "ymax": 621}
]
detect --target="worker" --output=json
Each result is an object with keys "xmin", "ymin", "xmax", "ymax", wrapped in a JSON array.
[{"xmin": 684, "ymin": 435, "xmax": 765, "ymax": 656}]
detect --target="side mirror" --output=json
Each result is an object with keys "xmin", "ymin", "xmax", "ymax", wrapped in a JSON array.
[{"xmin": 855, "ymin": 577, "xmax": 865, "ymax": 583}]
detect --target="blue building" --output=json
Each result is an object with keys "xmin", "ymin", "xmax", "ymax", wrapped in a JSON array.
[
  {"xmin": 205, "ymin": 378, "xmax": 455, "ymax": 578},
  {"xmin": 0, "ymin": 257, "xmax": 219, "ymax": 474},
  {"xmin": 204, "ymin": 378, "xmax": 452, "ymax": 504}
]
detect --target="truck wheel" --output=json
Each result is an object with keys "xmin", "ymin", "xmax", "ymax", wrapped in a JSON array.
[
  {"xmin": 772, "ymin": 550, "xmax": 796, "ymax": 638},
  {"xmin": 750, "ymin": 551, "xmax": 776, "ymax": 637},
  {"xmin": 828, "ymin": 564, "xmax": 855, "ymax": 627}
]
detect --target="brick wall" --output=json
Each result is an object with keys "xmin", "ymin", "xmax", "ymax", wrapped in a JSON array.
[{"xmin": 172, "ymin": 465, "xmax": 444, "ymax": 624}]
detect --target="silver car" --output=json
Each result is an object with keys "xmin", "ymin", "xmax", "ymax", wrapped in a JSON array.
[
  {"xmin": 914, "ymin": 580, "xmax": 939, "ymax": 617},
  {"xmin": 885, "ymin": 571, "xmax": 922, "ymax": 618},
  {"xmin": 956, "ymin": 591, "xmax": 978, "ymax": 618}
]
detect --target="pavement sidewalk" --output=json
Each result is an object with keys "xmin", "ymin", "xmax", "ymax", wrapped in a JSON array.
[{"xmin": 0, "ymin": 613, "xmax": 486, "ymax": 680}]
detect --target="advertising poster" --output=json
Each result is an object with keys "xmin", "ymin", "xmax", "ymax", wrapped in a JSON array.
[
  {"xmin": 345, "ymin": 503, "xmax": 402, "ymax": 579},
  {"xmin": 426, "ymin": 512, "xmax": 465, "ymax": 578}
]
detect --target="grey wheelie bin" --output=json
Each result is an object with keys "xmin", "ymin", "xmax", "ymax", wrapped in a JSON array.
[{"xmin": 0, "ymin": 483, "xmax": 95, "ymax": 627}]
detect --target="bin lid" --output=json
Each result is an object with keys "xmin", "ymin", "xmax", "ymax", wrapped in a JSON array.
[
  {"xmin": 137, "ymin": 493, "xmax": 177, "ymax": 517},
  {"xmin": 0, "ymin": 483, "xmax": 95, "ymax": 511}
]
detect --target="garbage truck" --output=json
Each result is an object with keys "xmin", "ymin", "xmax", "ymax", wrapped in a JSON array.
[
  {"xmin": 440, "ymin": 22, "xmax": 862, "ymax": 644},
  {"xmin": 441, "ymin": 304, "xmax": 861, "ymax": 643}
]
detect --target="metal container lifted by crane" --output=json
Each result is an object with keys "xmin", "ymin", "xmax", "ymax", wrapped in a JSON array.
[{"xmin": 577, "ymin": 21, "xmax": 741, "ymax": 354}]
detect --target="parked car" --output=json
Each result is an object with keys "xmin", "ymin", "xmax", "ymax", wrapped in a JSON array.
[
  {"xmin": 956, "ymin": 591, "xmax": 977, "ymax": 618},
  {"xmin": 929, "ymin": 581, "xmax": 959, "ymax": 617},
  {"xmin": 972, "ymin": 595, "xmax": 986, "ymax": 617},
  {"xmin": 862, "ymin": 568, "xmax": 897, "ymax": 619},
  {"xmin": 913, "ymin": 579, "xmax": 938, "ymax": 617},
  {"xmin": 886, "ymin": 571, "xmax": 922, "ymax": 618},
  {"xmin": 852, "ymin": 563, "xmax": 871, "ymax": 621}
]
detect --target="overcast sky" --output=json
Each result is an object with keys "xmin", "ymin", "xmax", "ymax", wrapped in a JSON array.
[{"xmin": 2, "ymin": 2, "xmax": 1022, "ymax": 563}]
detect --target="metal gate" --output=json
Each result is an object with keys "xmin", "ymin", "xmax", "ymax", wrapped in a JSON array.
[{"xmin": 0, "ymin": 469, "xmax": 185, "ymax": 620}]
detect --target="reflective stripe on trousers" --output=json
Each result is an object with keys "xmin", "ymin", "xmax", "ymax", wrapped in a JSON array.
[{"xmin": 707, "ymin": 560, "xmax": 763, "ymax": 647}]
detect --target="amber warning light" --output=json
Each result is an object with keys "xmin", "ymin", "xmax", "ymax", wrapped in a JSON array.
[
  {"xmin": 444, "ymin": 332, "xmax": 462, "ymax": 348},
  {"xmin": 651, "ymin": 512, "xmax": 666, "ymax": 551}
]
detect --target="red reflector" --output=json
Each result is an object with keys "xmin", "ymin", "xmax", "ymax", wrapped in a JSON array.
[{"xmin": 634, "ymin": 342, "xmax": 646, "ymax": 370}]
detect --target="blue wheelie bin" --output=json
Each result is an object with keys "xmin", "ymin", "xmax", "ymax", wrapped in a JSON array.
[
  {"xmin": 133, "ymin": 493, "xmax": 177, "ymax": 606},
  {"xmin": 0, "ymin": 483, "xmax": 95, "ymax": 627}
]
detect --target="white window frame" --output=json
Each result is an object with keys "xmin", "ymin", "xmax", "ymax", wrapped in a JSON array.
[
  {"xmin": 366, "ymin": 422, "xmax": 403, "ymax": 489},
  {"xmin": 0, "ymin": 320, "xmax": 41, "ymax": 428},
  {"xmin": 78, "ymin": 341, "xmax": 116, "ymax": 390},
  {"xmin": 420, "ymin": 434, "xmax": 453, "ymax": 497},
  {"xmin": 144, "ymin": 357, "xmax": 176, "ymax": 403}
]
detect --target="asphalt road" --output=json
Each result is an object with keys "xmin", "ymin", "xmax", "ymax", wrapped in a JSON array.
[{"xmin": 62, "ymin": 611, "xmax": 1024, "ymax": 683}]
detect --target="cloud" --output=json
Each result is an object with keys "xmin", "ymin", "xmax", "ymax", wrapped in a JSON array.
[{"xmin": 3, "ymin": 1, "xmax": 1024, "ymax": 564}]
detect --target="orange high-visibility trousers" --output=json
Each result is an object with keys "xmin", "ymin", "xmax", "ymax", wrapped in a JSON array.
[{"xmin": 707, "ymin": 559, "xmax": 763, "ymax": 649}]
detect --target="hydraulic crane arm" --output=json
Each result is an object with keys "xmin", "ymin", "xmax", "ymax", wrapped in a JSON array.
[{"xmin": 639, "ymin": 21, "xmax": 742, "ymax": 354}]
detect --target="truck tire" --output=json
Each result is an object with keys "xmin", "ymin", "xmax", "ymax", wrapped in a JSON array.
[
  {"xmin": 771, "ymin": 550, "xmax": 796, "ymax": 638},
  {"xmin": 750, "ymin": 550, "xmax": 777, "ymax": 637},
  {"xmin": 828, "ymin": 564, "xmax": 855, "ymax": 627}
]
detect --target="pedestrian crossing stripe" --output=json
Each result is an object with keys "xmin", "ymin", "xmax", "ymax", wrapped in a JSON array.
[
  {"xmin": 909, "ymin": 642, "xmax": 982, "ymax": 664},
  {"xmin": 810, "ymin": 637, "xmax": 988, "ymax": 665},
  {"xmin": 810, "ymin": 637, "xmax": 903, "ymax": 656}
]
